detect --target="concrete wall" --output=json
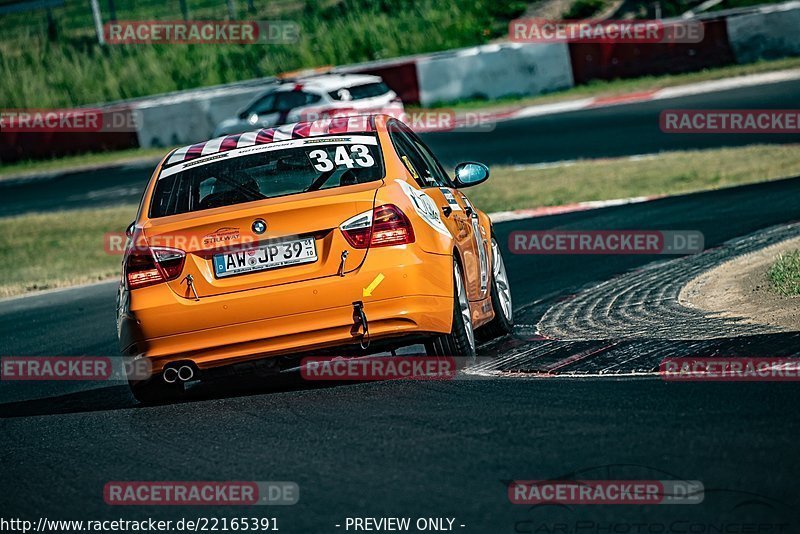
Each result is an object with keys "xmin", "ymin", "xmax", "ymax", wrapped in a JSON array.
[
  {"xmin": 726, "ymin": 1, "xmax": 800, "ymax": 63},
  {"xmin": 415, "ymin": 42, "xmax": 574, "ymax": 107},
  {"xmin": 134, "ymin": 84, "xmax": 275, "ymax": 148}
]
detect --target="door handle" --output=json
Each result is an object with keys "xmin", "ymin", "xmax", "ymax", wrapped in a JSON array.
[{"xmin": 441, "ymin": 205, "xmax": 452, "ymax": 217}]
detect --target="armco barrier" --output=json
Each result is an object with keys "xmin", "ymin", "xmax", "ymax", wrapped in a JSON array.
[
  {"xmin": 415, "ymin": 42, "xmax": 574, "ymax": 107},
  {"xmin": 726, "ymin": 1, "xmax": 800, "ymax": 64},
  {"xmin": 0, "ymin": 131, "xmax": 138, "ymax": 162},
  {"xmin": 0, "ymin": 107, "xmax": 139, "ymax": 163},
  {"xmin": 568, "ymin": 19, "xmax": 736, "ymax": 84}
]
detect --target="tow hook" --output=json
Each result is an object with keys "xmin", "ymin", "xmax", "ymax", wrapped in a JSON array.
[
  {"xmin": 338, "ymin": 250, "xmax": 349, "ymax": 276},
  {"xmin": 182, "ymin": 274, "xmax": 200, "ymax": 301},
  {"xmin": 351, "ymin": 301, "xmax": 370, "ymax": 349}
]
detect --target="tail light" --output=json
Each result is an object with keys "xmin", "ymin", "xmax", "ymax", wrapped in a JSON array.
[
  {"xmin": 125, "ymin": 246, "xmax": 186, "ymax": 290},
  {"xmin": 340, "ymin": 204, "xmax": 415, "ymax": 249}
]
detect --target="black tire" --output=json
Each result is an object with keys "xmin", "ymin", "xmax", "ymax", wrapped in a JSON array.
[
  {"xmin": 480, "ymin": 237, "xmax": 514, "ymax": 340},
  {"xmin": 128, "ymin": 375, "xmax": 185, "ymax": 405},
  {"xmin": 425, "ymin": 260, "xmax": 476, "ymax": 362}
]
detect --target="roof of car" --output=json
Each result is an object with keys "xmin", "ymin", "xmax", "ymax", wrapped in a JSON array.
[
  {"xmin": 164, "ymin": 115, "xmax": 384, "ymax": 167},
  {"xmin": 274, "ymin": 73, "xmax": 383, "ymax": 93}
]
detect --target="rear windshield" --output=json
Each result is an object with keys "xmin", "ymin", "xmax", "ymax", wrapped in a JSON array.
[
  {"xmin": 150, "ymin": 135, "xmax": 384, "ymax": 218},
  {"xmin": 329, "ymin": 82, "xmax": 391, "ymax": 101}
]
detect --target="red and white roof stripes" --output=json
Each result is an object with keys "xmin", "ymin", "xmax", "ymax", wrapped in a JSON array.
[{"xmin": 164, "ymin": 116, "xmax": 376, "ymax": 167}]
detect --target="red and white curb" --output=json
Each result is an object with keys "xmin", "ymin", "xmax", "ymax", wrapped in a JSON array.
[
  {"xmin": 450, "ymin": 68, "xmax": 800, "ymax": 129},
  {"xmin": 490, "ymin": 194, "xmax": 663, "ymax": 223}
]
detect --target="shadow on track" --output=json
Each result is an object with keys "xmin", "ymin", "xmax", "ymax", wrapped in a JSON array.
[{"xmin": 0, "ymin": 372, "xmax": 358, "ymax": 418}]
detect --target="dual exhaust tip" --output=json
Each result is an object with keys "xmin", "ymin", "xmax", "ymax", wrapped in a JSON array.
[{"xmin": 163, "ymin": 363, "xmax": 195, "ymax": 384}]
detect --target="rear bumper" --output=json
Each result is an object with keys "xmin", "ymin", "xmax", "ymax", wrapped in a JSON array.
[{"xmin": 119, "ymin": 246, "xmax": 454, "ymax": 373}]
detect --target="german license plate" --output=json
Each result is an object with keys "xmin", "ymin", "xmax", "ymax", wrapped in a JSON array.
[{"xmin": 213, "ymin": 237, "xmax": 317, "ymax": 278}]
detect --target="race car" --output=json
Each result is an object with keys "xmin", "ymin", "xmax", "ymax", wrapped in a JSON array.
[
  {"xmin": 213, "ymin": 73, "xmax": 404, "ymax": 137},
  {"xmin": 117, "ymin": 114, "xmax": 513, "ymax": 402}
]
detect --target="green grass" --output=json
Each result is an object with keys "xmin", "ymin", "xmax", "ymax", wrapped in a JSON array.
[
  {"xmin": 768, "ymin": 250, "xmax": 800, "ymax": 296},
  {"xmin": 0, "ymin": 0, "xmax": 528, "ymax": 108},
  {"xmin": 3, "ymin": 143, "xmax": 800, "ymax": 298},
  {"xmin": 1, "ymin": 0, "xmax": 796, "ymax": 109},
  {"xmin": 468, "ymin": 144, "xmax": 800, "ymax": 212},
  {"xmin": 419, "ymin": 56, "xmax": 800, "ymax": 111},
  {"xmin": 0, "ymin": 205, "xmax": 136, "ymax": 298},
  {"xmin": 0, "ymin": 146, "xmax": 174, "ymax": 180}
]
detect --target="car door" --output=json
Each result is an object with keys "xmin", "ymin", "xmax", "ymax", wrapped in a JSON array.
[
  {"xmin": 408, "ymin": 130, "xmax": 490, "ymax": 302},
  {"xmin": 387, "ymin": 121, "xmax": 487, "ymax": 302}
]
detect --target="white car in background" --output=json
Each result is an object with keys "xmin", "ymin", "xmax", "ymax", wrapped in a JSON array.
[{"xmin": 213, "ymin": 73, "xmax": 404, "ymax": 136}]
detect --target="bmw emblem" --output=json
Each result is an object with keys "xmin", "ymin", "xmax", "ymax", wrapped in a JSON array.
[{"xmin": 252, "ymin": 219, "xmax": 267, "ymax": 235}]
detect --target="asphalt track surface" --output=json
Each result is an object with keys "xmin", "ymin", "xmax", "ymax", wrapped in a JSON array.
[
  {"xmin": 2, "ymin": 171, "xmax": 800, "ymax": 531},
  {"xmin": 1, "ymin": 78, "xmax": 799, "ymax": 217},
  {"xmin": 1, "ymin": 77, "xmax": 799, "ymax": 530}
]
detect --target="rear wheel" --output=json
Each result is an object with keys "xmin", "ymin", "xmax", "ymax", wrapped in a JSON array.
[
  {"xmin": 480, "ymin": 237, "xmax": 514, "ymax": 339},
  {"xmin": 426, "ymin": 260, "xmax": 476, "ymax": 361}
]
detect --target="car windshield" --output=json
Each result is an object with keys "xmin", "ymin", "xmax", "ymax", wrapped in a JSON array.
[
  {"xmin": 244, "ymin": 91, "xmax": 321, "ymax": 115},
  {"xmin": 329, "ymin": 82, "xmax": 391, "ymax": 101},
  {"xmin": 150, "ymin": 135, "xmax": 384, "ymax": 218}
]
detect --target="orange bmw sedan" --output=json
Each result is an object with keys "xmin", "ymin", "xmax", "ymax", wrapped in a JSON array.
[{"xmin": 117, "ymin": 114, "xmax": 513, "ymax": 402}]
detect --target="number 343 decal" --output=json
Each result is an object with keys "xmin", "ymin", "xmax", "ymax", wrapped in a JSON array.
[{"xmin": 307, "ymin": 145, "xmax": 375, "ymax": 172}]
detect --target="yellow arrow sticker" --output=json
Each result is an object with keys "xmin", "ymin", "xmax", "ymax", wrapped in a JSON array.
[{"xmin": 363, "ymin": 273, "xmax": 385, "ymax": 297}]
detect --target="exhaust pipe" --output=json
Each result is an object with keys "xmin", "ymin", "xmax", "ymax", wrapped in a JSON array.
[
  {"xmin": 163, "ymin": 366, "xmax": 179, "ymax": 384},
  {"xmin": 162, "ymin": 362, "xmax": 196, "ymax": 384},
  {"xmin": 177, "ymin": 365, "xmax": 194, "ymax": 382}
]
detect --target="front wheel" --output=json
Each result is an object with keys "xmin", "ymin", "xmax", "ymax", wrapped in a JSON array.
[
  {"xmin": 426, "ymin": 260, "xmax": 476, "ymax": 360},
  {"xmin": 479, "ymin": 237, "xmax": 514, "ymax": 339}
]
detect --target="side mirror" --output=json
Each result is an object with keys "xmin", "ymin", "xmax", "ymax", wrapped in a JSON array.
[{"xmin": 453, "ymin": 162, "xmax": 489, "ymax": 188}]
